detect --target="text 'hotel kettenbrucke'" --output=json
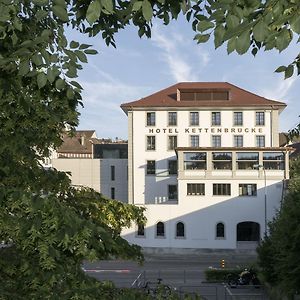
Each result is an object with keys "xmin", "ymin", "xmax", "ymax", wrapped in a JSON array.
[{"xmin": 120, "ymin": 82, "xmax": 292, "ymax": 253}]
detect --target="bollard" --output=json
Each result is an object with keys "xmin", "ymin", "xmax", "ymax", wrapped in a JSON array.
[{"xmin": 221, "ymin": 259, "xmax": 225, "ymax": 268}]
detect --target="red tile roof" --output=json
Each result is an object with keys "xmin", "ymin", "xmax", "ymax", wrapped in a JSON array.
[{"xmin": 120, "ymin": 82, "xmax": 286, "ymax": 112}]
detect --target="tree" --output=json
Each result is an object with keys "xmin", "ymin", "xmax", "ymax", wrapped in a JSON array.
[
  {"xmin": 257, "ymin": 157, "xmax": 300, "ymax": 298},
  {"xmin": 1, "ymin": 0, "xmax": 299, "ymax": 298}
]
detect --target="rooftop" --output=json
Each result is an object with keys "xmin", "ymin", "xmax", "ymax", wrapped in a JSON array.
[{"xmin": 121, "ymin": 82, "xmax": 286, "ymax": 112}]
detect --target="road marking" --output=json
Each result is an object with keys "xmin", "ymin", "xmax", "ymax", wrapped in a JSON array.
[{"xmin": 83, "ymin": 268, "xmax": 131, "ymax": 273}]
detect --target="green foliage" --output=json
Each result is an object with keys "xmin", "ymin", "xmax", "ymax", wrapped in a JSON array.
[
  {"xmin": 1, "ymin": 0, "xmax": 299, "ymax": 298},
  {"xmin": 257, "ymin": 157, "xmax": 300, "ymax": 296}
]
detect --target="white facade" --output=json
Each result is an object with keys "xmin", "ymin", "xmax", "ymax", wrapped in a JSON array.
[{"xmin": 121, "ymin": 82, "xmax": 290, "ymax": 251}]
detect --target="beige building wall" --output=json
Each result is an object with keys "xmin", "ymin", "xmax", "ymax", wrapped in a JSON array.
[{"xmin": 52, "ymin": 158, "xmax": 101, "ymax": 192}]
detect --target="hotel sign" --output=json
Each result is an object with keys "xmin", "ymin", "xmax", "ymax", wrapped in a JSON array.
[{"xmin": 148, "ymin": 127, "xmax": 263, "ymax": 134}]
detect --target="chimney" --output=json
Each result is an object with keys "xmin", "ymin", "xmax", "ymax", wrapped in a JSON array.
[
  {"xmin": 80, "ymin": 134, "xmax": 85, "ymax": 146},
  {"xmin": 177, "ymin": 89, "xmax": 181, "ymax": 101}
]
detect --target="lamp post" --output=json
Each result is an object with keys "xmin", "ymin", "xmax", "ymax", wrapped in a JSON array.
[{"xmin": 254, "ymin": 164, "xmax": 267, "ymax": 237}]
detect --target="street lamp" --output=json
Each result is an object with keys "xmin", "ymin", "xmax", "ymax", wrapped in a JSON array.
[{"xmin": 254, "ymin": 164, "xmax": 267, "ymax": 237}]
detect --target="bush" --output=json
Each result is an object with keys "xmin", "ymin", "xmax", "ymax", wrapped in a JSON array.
[{"xmin": 205, "ymin": 267, "xmax": 258, "ymax": 282}]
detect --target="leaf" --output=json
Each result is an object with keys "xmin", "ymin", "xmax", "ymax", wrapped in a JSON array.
[
  {"xmin": 18, "ymin": 60, "xmax": 30, "ymax": 76},
  {"xmin": 79, "ymin": 44, "xmax": 92, "ymax": 50},
  {"xmin": 214, "ymin": 25, "xmax": 225, "ymax": 48},
  {"xmin": 235, "ymin": 30, "xmax": 250, "ymax": 54},
  {"xmin": 70, "ymin": 41, "xmax": 79, "ymax": 49},
  {"xmin": 70, "ymin": 81, "xmax": 83, "ymax": 89},
  {"xmin": 53, "ymin": 0, "xmax": 66, "ymax": 7},
  {"xmin": 132, "ymin": 1, "xmax": 142, "ymax": 11},
  {"xmin": 55, "ymin": 78, "xmax": 65, "ymax": 90},
  {"xmin": 251, "ymin": 47, "xmax": 258, "ymax": 56},
  {"xmin": 101, "ymin": 0, "xmax": 114, "ymax": 14},
  {"xmin": 32, "ymin": 53, "xmax": 43, "ymax": 66},
  {"xmin": 32, "ymin": 0, "xmax": 48, "ymax": 5},
  {"xmin": 194, "ymin": 33, "xmax": 210, "ymax": 43},
  {"xmin": 47, "ymin": 69, "xmax": 56, "ymax": 83},
  {"xmin": 86, "ymin": 0, "xmax": 101, "ymax": 24},
  {"xmin": 52, "ymin": 5, "xmax": 69, "ymax": 22},
  {"xmin": 13, "ymin": 18, "xmax": 22, "ymax": 31},
  {"xmin": 75, "ymin": 50, "xmax": 88, "ymax": 63},
  {"xmin": 226, "ymin": 14, "xmax": 240, "ymax": 29},
  {"xmin": 275, "ymin": 66, "xmax": 286, "ymax": 73},
  {"xmin": 142, "ymin": 0, "xmax": 153, "ymax": 22},
  {"xmin": 83, "ymin": 49, "xmax": 98, "ymax": 55},
  {"xmin": 291, "ymin": 15, "xmax": 300, "ymax": 34},
  {"xmin": 253, "ymin": 20, "xmax": 269, "ymax": 42},
  {"xmin": 284, "ymin": 65, "xmax": 294, "ymax": 79},
  {"xmin": 276, "ymin": 28, "xmax": 292, "ymax": 52},
  {"xmin": 66, "ymin": 88, "xmax": 74, "ymax": 99},
  {"xmin": 36, "ymin": 10, "xmax": 48, "ymax": 21},
  {"xmin": 227, "ymin": 37, "xmax": 236, "ymax": 54},
  {"xmin": 197, "ymin": 20, "xmax": 214, "ymax": 33},
  {"xmin": 37, "ymin": 73, "xmax": 47, "ymax": 89}
]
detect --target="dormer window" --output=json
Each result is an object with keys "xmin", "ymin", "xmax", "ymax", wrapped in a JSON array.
[{"xmin": 178, "ymin": 89, "xmax": 229, "ymax": 101}]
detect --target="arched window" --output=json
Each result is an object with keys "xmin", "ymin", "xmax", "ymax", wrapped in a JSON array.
[
  {"xmin": 156, "ymin": 222, "xmax": 165, "ymax": 237},
  {"xmin": 216, "ymin": 222, "xmax": 225, "ymax": 238},
  {"xmin": 137, "ymin": 224, "xmax": 145, "ymax": 237},
  {"xmin": 176, "ymin": 222, "xmax": 185, "ymax": 237}
]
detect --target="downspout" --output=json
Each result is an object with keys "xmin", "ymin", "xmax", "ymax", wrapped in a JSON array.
[{"xmin": 270, "ymin": 106, "xmax": 273, "ymax": 147}]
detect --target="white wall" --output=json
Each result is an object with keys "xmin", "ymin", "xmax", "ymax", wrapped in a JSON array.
[
  {"xmin": 123, "ymin": 107, "xmax": 286, "ymax": 250},
  {"xmin": 52, "ymin": 158, "xmax": 101, "ymax": 192},
  {"xmin": 100, "ymin": 159, "xmax": 128, "ymax": 203}
]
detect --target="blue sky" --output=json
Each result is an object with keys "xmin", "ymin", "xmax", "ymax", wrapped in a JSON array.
[{"xmin": 69, "ymin": 16, "xmax": 300, "ymax": 139}]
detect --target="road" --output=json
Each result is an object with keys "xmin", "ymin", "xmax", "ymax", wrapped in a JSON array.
[{"xmin": 82, "ymin": 254, "xmax": 268, "ymax": 299}]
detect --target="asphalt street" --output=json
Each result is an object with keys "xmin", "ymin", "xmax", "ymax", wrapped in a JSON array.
[{"xmin": 82, "ymin": 254, "xmax": 268, "ymax": 299}]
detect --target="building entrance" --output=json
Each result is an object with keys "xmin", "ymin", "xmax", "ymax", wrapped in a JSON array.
[{"xmin": 237, "ymin": 222, "xmax": 260, "ymax": 241}]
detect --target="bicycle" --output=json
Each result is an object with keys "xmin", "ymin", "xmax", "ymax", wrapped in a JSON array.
[{"xmin": 142, "ymin": 278, "xmax": 173, "ymax": 298}]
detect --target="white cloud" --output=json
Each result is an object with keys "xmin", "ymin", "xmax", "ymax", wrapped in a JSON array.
[
  {"xmin": 151, "ymin": 25, "xmax": 198, "ymax": 82},
  {"xmin": 261, "ymin": 77, "xmax": 297, "ymax": 102}
]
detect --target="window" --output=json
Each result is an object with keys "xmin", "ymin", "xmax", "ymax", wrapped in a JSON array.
[
  {"xmin": 212, "ymin": 135, "xmax": 221, "ymax": 147},
  {"xmin": 168, "ymin": 185, "xmax": 178, "ymax": 200},
  {"xmin": 184, "ymin": 152, "xmax": 206, "ymax": 170},
  {"xmin": 176, "ymin": 222, "xmax": 185, "ymax": 238},
  {"xmin": 137, "ymin": 224, "xmax": 145, "ymax": 237},
  {"xmin": 190, "ymin": 135, "xmax": 199, "ymax": 147},
  {"xmin": 263, "ymin": 152, "xmax": 285, "ymax": 170},
  {"xmin": 168, "ymin": 112, "xmax": 177, "ymax": 126},
  {"xmin": 239, "ymin": 184, "xmax": 257, "ymax": 196},
  {"xmin": 181, "ymin": 90, "xmax": 229, "ymax": 101},
  {"xmin": 146, "ymin": 112, "xmax": 155, "ymax": 126},
  {"xmin": 111, "ymin": 187, "xmax": 115, "ymax": 199},
  {"xmin": 110, "ymin": 165, "xmax": 115, "ymax": 181},
  {"xmin": 213, "ymin": 184, "xmax": 231, "ymax": 196},
  {"xmin": 256, "ymin": 112, "xmax": 265, "ymax": 125},
  {"xmin": 234, "ymin": 112, "xmax": 243, "ymax": 126},
  {"xmin": 234, "ymin": 135, "xmax": 243, "ymax": 147},
  {"xmin": 168, "ymin": 135, "xmax": 177, "ymax": 150},
  {"xmin": 216, "ymin": 223, "xmax": 225, "ymax": 238},
  {"xmin": 156, "ymin": 222, "xmax": 165, "ymax": 237},
  {"xmin": 256, "ymin": 135, "xmax": 265, "ymax": 147},
  {"xmin": 168, "ymin": 160, "xmax": 177, "ymax": 175},
  {"xmin": 146, "ymin": 160, "xmax": 155, "ymax": 175},
  {"xmin": 146, "ymin": 136, "xmax": 156, "ymax": 150},
  {"xmin": 190, "ymin": 112, "xmax": 199, "ymax": 126},
  {"xmin": 187, "ymin": 183, "xmax": 205, "ymax": 195},
  {"xmin": 212, "ymin": 152, "xmax": 232, "ymax": 170},
  {"xmin": 212, "ymin": 112, "xmax": 221, "ymax": 126},
  {"xmin": 236, "ymin": 152, "xmax": 259, "ymax": 170}
]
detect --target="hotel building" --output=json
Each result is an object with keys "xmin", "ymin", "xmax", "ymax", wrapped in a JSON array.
[{"xmin": 120, "ymin": 82, "xmax": 291, "ymax": 252}]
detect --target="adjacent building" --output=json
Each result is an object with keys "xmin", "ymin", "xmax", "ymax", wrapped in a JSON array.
[
  {"xmin": 120, "ymin": 82, "xmax": 292, "ymax": 252},
  {"xmin": 51, "ymin": 130, "xmax": 128, "ymax": 202}
]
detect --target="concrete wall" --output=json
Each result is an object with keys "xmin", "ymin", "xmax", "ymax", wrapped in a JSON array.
[{"xmin": 52, "ymin": 158, "xmax": 101, "ymax": 192}]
